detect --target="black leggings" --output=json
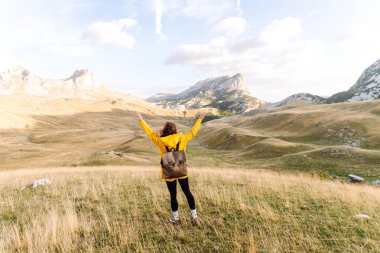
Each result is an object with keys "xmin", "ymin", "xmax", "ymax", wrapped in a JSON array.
[{"xmin": 166, "ymin": 177, "xmax": 196, "ymax": 211}]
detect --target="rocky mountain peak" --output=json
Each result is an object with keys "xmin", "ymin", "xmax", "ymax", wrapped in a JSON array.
[
  {"xmin": 7, "ymin": 65, "xmax": 29, "ymax": 75},
  {"xmin": 0, "ymin": 66, "xmax": 108, "ymax": 98},
  {"xmin": 1, "ymin": 66, "xmax": 34, "ymax": 80},
  {"xmin": 184, "ymin": 73, "xmax": 249, "ymax": 95},
  {"xmin": 327, "ymin": 59, "xmax": 380, "ymax": 103},
  {"xmin": 353, "ymin": 59, "xmax": 380, "ymax": 89},
  {"xmin": 69, "ymin": 68, "xmax": 92, "ymax": 79},
  {"xmin": 147, "ymin": 73, "xmax": 264, "ymax": 113}
]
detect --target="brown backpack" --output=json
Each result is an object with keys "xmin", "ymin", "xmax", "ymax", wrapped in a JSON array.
[{"xmin": 161, "ymin": 142, "xmax": 188, "ymax": 179}]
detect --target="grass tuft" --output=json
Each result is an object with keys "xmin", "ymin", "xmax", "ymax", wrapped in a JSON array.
[{"xmin": 1, "ymin": 166, "xmax": 380, "ymax": 252}]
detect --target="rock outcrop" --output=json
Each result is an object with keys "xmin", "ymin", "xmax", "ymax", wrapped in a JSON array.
[
  {"xmin": 147, "ymin": 73, "xmax": 265, "ymax": 113},
  {"xmin": 327, "ymin": 59, "xmax": 380, "ymax": 103},
  {"xmin": 0, "ymin": 66, "xmax": 108, "ymax": 98}
]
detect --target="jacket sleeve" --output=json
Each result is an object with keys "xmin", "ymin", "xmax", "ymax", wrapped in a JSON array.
[
  {"xmin": 183, "ymin": 119, "xmax": 202, "ymax": 143},
  {"xmin": 140, "ymin": 120, "xmax": 161, "ymax": 146}
]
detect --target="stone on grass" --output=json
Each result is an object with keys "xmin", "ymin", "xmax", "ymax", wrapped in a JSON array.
[
  {"xmin": 21, "ymin": 178, "xmax": 52, "ymax": 190},
  {"xmin": 354, "ymin": 214, "xmax": 371, "ymax": 219}
]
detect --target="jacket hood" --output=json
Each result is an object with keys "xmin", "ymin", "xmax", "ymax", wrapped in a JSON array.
[{"xmin": 160, "ymin": 133, "xmax": 183, "ymax": 148}]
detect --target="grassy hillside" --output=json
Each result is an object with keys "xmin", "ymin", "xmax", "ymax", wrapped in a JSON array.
[
  {"xmin": 197, "ymin": 100, "xmax": 380, "ymax": 178},
  {"xmin": 1, "ymin": 95, "xmax": 379, "ymax": 180},
  {"xmin": 1, "ymin": 95, "xmax": 380, "ymax": 252},
  {"xmin": 1, "ymin": 166, "xmax": 380, "ymax": 252},
  {"xmin": 0, "ymin": 94, "xmax": 209, "ymax": 170}
]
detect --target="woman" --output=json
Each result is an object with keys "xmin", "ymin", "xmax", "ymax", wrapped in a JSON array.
[{"xmin": 136, "ymin": 111, "xmax": 206, "ymax": 225}]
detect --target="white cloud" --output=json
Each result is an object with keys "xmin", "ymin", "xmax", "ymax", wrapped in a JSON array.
[
  {"xmin": 182, "ymin": 0, "xmax": 237, "ymax": 21},
  {"xmin": 214, "ymin": 16, "xmax": 247, "ymax": 37},
  {"xmin": 152, "ymin": 0, "xmax": 164, "ymax": 37},
  {"xmin": 167, "ymin": 11, "xmax": 380, "ymax": 102},
  {"xmin": 335, "ymin": 25, "xmax": 378, "ymax": 43},
  {"xmin": 83, "ymin": 18, "xmax": 138, "ymax": 48},
  {"xmin": 148, "ymin": 0, "xmax": 241, "ymax": 38},
  {"xmin": 0, "ymin": 0, "xmax": 109, "ymax": 64},
  {"xmin": 166, "ymin": 36, "xmax": 230, "ymax": 65},
  {"xmin": 131, "ymin": 0, "xmax": 241, "ymax": 38},
  {"xmin": 236, "ymin": 0, "xmax": 241, "ymax": 10},
  {"xmin": 0, "ymin": 52, "xmax": 19, "ymax": 71},
  {"xmin": 328, "ymin": 24, "xmax": 380, "ymax": 89},
  {"xmin": 259, "ymin": 17, "xmax": 302, "ymax": 45},
  {"xmin": 0, "ymin": 1, "xmax": 83, "ymax": 67},
  {"xmin": 56, "ymin": 0, "xmax": 98, "ymax": 15},
  {"xmin": 235, "ymin": 0, "xmax": 243, "ymax": 16},
  {"xmin": 42, "ymin": 44, "xmax": 98, "ymax": 57},
  {"xmin": 150, "ymin": 0, "xmax": 183, "ymax": 38},
  {"xmin": 167, "ymin": 17, "xmax": 328, "ymax": 101}
]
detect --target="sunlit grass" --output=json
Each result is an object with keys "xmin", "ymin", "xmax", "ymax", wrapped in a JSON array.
[{"xmin": 0, "ymin": 166, "xmax": 379, "ymax": 252}]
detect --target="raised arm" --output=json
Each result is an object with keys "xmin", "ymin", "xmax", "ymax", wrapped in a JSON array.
[
  {"xmin": 183, "ymin": 112, "xmax": 206, "ymax": 143},
  {"xmin": 136, "ymin": 112, "xmax": 161, "ymax": 145}
]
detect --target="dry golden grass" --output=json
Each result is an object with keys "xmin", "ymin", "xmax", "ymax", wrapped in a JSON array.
[
  {"xmin": 0, "ymin": 94, "xmax": 215, "ymax": 130},
  {"xmin": 1, "ymin": 166, "xmax": 380, "ymax": 252},
  {"xmin": 242, "ymin": 138, "xmax": 316, "ymax": 158},
  {"xmin": 194, "ymin": 99, "xmax": 380, "ymax": 177},
  {"xmin": 0, "ymin": 94, "xmax": 210, "ymax": 170},
  {"xmin": 1, "ymin": 94, "xmax": 379, "ymax": 177}
]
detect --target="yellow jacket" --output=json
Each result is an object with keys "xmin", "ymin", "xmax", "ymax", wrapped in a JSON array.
[{"xmin": 140, "ymin": 119, "xmax": 203, "ymax": 182}]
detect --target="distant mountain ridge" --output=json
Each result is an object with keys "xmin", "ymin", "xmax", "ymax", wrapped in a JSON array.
[
  {"xmin": 147, "ymin": 73, "xmax": 265, "ymax": 113},
  {"xmin": 0, "ymin": 66, "xmax": 108, "ymax": 98},
  {"xmin": 327, "ymin": 59, "xmax": 380, "ymax": 103},
  {"xmin": 148, "ymin": 59, "xmax": 380, "ymax": 113},
  {"xmin": 2, "ymin": 58, "xmax": 379, "ymax": 109},
  {"xmin": 267, "ymin": 93, "xmax": 327, "ymax": 108},
  {"xmin": 270, "ymin": 59, "xmax": 380, "ymax": 108}
]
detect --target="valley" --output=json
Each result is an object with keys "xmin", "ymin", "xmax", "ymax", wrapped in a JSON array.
[
  {"xmin": 1, "ymin": 92, "xmax": 379, "ymax": 181},
  {"xmin": 0, "ymin": 62, "xmax": 379, "ymax": 253},
  {"xmin": 2, "ymin": 2, "xmax": 380, "ymax": 251}
]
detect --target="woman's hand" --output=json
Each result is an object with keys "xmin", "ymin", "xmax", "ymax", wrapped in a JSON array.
[
  {"xmin": 136, "ymin": 112, "xmax": 143, "ymax": 121},
  {"xmin": 199, "ymin": 112, "xmax": 206, "ymax": 121}
]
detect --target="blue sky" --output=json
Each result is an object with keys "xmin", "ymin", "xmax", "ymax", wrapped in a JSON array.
[{"xmin": 1, "ymin": 0, "xmax": 380, "ymax": 102}]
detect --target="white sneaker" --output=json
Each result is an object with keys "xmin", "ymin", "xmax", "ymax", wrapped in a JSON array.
[
  {"xmin": 169, "ymin": 217, "xmax": 180, "ymax": 225},
  {"xmin": 189, "ymin": 216, "xmax": 199, "ymax": 226}
]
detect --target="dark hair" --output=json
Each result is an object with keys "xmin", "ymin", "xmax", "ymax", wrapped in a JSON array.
[{"xmin": 160, "ymin": 122, "xmax": 177, "ymax": 137}]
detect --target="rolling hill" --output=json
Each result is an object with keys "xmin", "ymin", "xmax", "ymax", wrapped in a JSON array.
[
  {"xmin": 1, "ymin": 65, "xmax": 380, "ymax": 253},
  {"xmin": 1, "ymin": 90, "xmax": 379, "ymax": 179}
]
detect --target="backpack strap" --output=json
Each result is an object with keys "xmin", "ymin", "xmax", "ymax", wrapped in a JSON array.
[{"xmin": 165, "ymin": 141, "xmax": 181, "ymax": 152}]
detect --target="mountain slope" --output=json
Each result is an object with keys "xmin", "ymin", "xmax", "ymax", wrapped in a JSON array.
[
  {"xmin": 196, "ymin": 99, "xmax": 380, "ymax": 177},
  {"xmin": 147, "ymin": 73, "xmax": 265, "ymax": 113},
  {"xmin": 327, "ymin": 59, "xmax": 380, "ymax": 103},
  {"xmin": 268, "ymin": 59, "xmax": 380, "ymax": 106},
  {"xmin": 268, "ymin": 93, "xmax": 327, "ymax": 108},
  {"xmin": 0, "ymin": 66, "xmax": 108, "ymax": 98}
]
